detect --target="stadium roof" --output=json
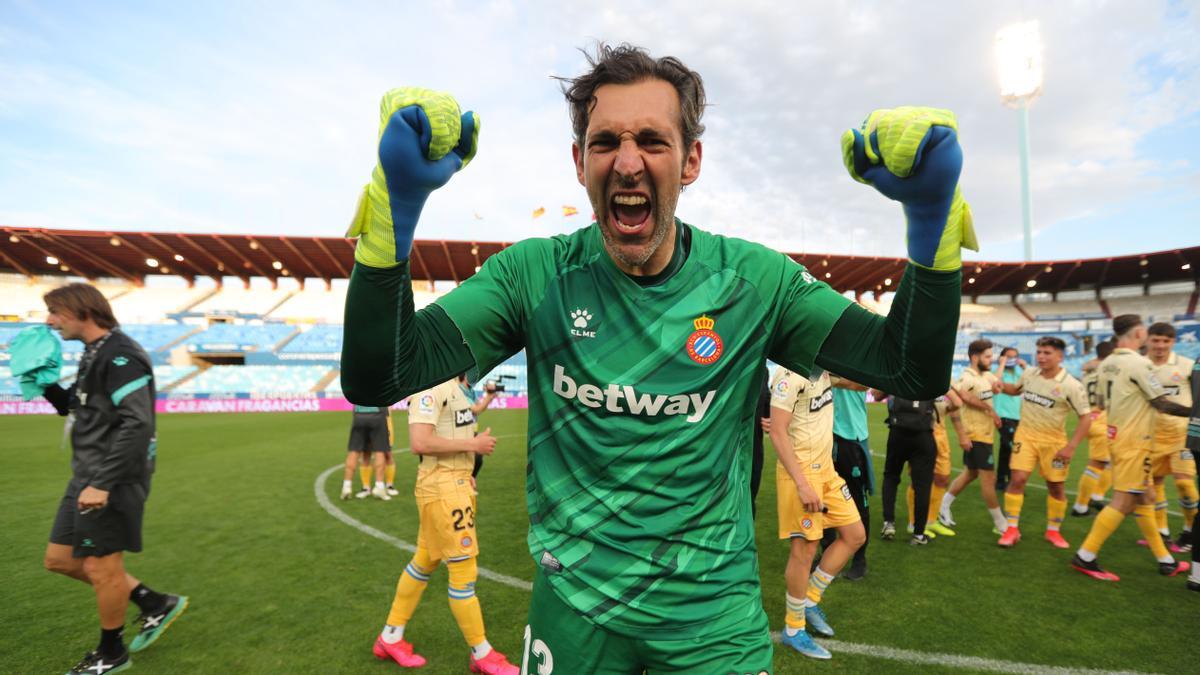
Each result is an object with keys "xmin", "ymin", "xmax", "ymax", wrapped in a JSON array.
[{"xmin": 2, "ymin": 226, "xmax": 1197, "ymax": 297}]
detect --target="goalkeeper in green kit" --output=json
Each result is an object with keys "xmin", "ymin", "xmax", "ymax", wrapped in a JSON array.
[{"xmin": 343, "ymin": 44, "xmax": 976, "ymax": 674}]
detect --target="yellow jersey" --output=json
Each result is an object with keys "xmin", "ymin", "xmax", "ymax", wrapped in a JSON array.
[
  {"xmin": 957, "ymin": 367, "xmax": 998, "ymax": 443},
  {"xmin": 408, "ymin": 378, "xmax": 477, "ymax": 480},
  {"xmin": 770, "ymin": 368, "xmax": 835, "ymax": 478},
  {"xmin": 1098, "ymin": 348, "xmax": 1166, "ymax": 456},
  {"xmin": 1015, "ymin": 367, "xmax": 1090, "ymax": 444},
  {"xmin": 1151, "ymin": 352, "xmax": 1194, "ymax": 438}
]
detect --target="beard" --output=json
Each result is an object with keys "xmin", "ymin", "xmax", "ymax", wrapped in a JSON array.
[{"xmin": 593, "ymin": 183, "xmax": 679, "ymax": 271}]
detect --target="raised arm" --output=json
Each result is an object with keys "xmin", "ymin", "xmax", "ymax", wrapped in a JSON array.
[
  {"xmin": 810, "ymin": 107, "xmax": 975, "ymax": 399},
  {"xmin": 340, "ymin": 88, "xmax": 486, "ymax": 406}
]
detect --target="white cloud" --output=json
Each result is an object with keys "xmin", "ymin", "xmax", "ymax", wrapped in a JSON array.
[{"xmin": 0, "ymin": 0, "xmax": 1196, "ymax": 261}]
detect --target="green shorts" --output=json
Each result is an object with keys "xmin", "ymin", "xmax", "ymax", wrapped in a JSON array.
[{"xmin": 521, "ymin": 569, "xmax": 772, "ymax": 675}]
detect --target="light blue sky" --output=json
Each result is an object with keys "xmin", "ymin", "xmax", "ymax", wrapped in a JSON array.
[{"xmin": 1, "ymin": 0, "xmax": 1198, "ymax": 263}]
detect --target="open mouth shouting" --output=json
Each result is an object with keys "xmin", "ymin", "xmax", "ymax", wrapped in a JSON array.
[{"xmin": 609, "ymin": 191, "xmax": 653, "ymax": 238}]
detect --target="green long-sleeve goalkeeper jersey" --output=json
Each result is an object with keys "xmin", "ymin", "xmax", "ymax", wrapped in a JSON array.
[{"xmin": 342, "ymin": 220, "xmax": 960, "ymax": 639}]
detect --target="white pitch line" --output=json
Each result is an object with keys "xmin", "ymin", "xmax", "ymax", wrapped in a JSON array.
[
  {"xmin": 316, "ymin": 444, "xmax": 1161, "ymax": 675},
  {"xmin": 314, "ymin": 437, "xmax": 533, "ymax": 592},
  {"xmin": 778, "ymin": 634, "xmax": 1159, "ymax": 675}
]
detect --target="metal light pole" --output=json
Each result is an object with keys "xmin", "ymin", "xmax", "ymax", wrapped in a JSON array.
[{"xmin": 996, "ymin": 21, "xmax": 1044, "ymax": 262}]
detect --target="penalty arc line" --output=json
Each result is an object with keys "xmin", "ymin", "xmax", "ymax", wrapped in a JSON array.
[{"xmin": 314, "ymin": 446, "xmax": 1159, "ymax": 675}]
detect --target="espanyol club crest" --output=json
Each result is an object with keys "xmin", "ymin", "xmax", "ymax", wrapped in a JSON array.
[{"xmin": 685, "ymin": 314, "xmax": 723, "ymax": 365}]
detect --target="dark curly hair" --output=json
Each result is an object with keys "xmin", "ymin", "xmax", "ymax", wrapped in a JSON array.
[{"xmin": 556, "ymin": 43, "xmax": 707, "ymax": 151}]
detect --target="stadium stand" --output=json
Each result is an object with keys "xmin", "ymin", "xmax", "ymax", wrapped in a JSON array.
[
  {"xmin": 174, "ymin": 365, "xmax": 332, "ymax": 394},
  {"xmin": 153, "ymin": 365, "xmax": 198, "ymax": 390},
  {"xmin": 2, "ymin": 229, "xmax": 1196, "ymax": 403},
  {"xmin": 959, "ymin": 297, "xmax": 1032, "ymax": 330},
  {"xmin": 1105, "ymin": 284, "xmax": 1194, "ymax": 323},
  {"xmin": 266, "ymin": 284, "xmax": 347, "ymax": 322},
  {"xmin": 0, "ymin": 274, "xmax": 126, "ymax": 321},
  {"xmin": 278, "ymin": 324, "xmax": 342, "ymax": 356},
  {"xmin": 189, "ymin": 285, "xmax": 295, "ymax": 317},
  {"xmin": 122, "ymin": 323, "xmax": 198, "ymax": 353},
  {"xmin": 109, "ymin": 285, "xmax": 216, "ymax": 323},
  {"xmin": 183, "ymin": 323, "xmax": 297, "ymax": 353},
  {"xmin": 1018, "ymin": 294, "xmax": 1103, "ymax": 321}
]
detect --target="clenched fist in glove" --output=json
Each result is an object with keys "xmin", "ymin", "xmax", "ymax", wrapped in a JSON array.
[
  {"xmin": 842, "ymin": 107, "xmax": 978, "ymax": 272},
  {"xmin": 348, "ymin": 87, "xmax": 480, "ymax": 268}
]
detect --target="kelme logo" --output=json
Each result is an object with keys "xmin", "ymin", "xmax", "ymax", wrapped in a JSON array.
[{"xmin": 112, "ymin": 356, "xmax": 129, "ymax": 366}]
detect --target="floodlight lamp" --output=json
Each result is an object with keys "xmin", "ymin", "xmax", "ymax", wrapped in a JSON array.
[{"xmin": 996, "ymin": 21, "xmax": 1044, "ymax": 105}]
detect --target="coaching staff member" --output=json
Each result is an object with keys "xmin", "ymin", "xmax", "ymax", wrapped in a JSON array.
[{"xmin": 40, "ymin": 283, "xmax": 188, "ymax": 675}]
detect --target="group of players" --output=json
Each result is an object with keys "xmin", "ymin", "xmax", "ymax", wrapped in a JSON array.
[
  {"xmin": 763, "ymin": 314, "xmax": 1198, "ymax": 660},
  {"xmin": 32, "ymin": 42, "xmax": 1199, "ymax": 674}
]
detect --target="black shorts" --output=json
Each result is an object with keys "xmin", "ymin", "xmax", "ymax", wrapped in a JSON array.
[
  {"xmin": 347, "ymin": 417, "xmax": 391, "ymax": 454},
  {"xmin": 50, "ymin": 482, "xmax": 146, "ymax": 558},
  {"xmin": 963, "ymin": 441, "xmax": 995, "ymax": 471}
]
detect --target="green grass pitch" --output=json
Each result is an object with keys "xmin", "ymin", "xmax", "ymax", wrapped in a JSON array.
[{"xmin": 1, "ymin": 406, "xmax": 1194, "ymax": 674}]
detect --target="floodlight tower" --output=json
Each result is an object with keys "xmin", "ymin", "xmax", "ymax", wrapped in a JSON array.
[{"xmin": 995, "ymin": 21, "xmax": 1044, "ymax": 262}]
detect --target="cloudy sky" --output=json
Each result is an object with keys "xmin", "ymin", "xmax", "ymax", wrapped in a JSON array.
[{"xmin": 2, "ymin": 0, "xmax": 1198, "ymax": 263}]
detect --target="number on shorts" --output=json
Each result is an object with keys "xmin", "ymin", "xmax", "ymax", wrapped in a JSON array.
[
  {"xmin": 452, "ymin": 506, "xmax": 476, "ymax": 531},
  {"xmin": 522, "ymin": 625, "xmax": 554, "ymax": 675},
  {"xmin": 1013, "ymin": 441, "xmax": 1021, "ymax": 455}
]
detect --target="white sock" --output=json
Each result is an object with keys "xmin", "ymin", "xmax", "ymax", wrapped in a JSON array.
[
  {"xmin": 988, "ymin": 507, "xmax": 1007, "ymax": 531},
  {"xmin": 1047, "ymin": 523, "xmax": 1061, "ymax": 532},
  {"xmin": 784, "ymin": 626, "xmax": 801, "ymax": 637},
  {"xmin": 1076, "ymin": 548, "xmax": 1096, "ymax": 562},
  {"xmin": 1159, "ymin": 528, "xmax": 1170, "ymax": 537},
  {"xmin": 941, "ymin": 493, "xmax": 956, "ymax": 510},
  {"xmin": 381, "ymin": 624, "xmax": 405, "ymax": 643},
  {"xmin": 1191, "ymin": 564, "xmax": 1200, "ymax": 583},
  {"xmin": 1072, "ymin": 503, "xmax": 1089, "ymax": 514},
  {"xmin": 471, "ymin": 640, "xmax": 493, "ymax": 659},
  {"xmin": 375, "ymin": 480, "xmax": 385, "ymax": 490},
  {"xmin": 342, "ymin": 479, "xmax": 352, "ymax": 490},
  {"xmin": 1091, "ymin": 493, "xmax": 1105, "ymax": 501}
]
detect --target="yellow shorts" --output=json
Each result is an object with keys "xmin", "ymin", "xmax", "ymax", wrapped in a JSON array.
[
  {"xmin": 1173, "ymin": 448, "xmax": 1197, "ymax": 477},
  {"xmin": 414, "ymin": 473, "xmax": 479, "ymax": 561},
  {"xmin": 1086, "ymin": 412, "xmax": 1109, "ymax": 462},
  {"xmin": 1010, "ymin": 430, "xmax": 1070, "ymax": 483},
  {"xmin": 777, "ymin": 469, "xmax": 860, "ymax": 540},
  {"xmin": 1151, "ymin": 431, "xmax": 1186, "ymax": 478},
  {"xmin": 1110, "ymin": 439, "xmax": 1153, "ymax": 494},
  {"xmin": 933, "ymin": 427, "xmax": 952, "ymax": 476}
]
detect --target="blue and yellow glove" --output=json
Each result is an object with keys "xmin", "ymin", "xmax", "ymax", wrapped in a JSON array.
[
  {"xmin": 347, "ymin": 87, "xmax": 480, "ymax": 268},
  {"xmin": 842, "ymin": 107, "xmax": 977, "ymax": 271}
]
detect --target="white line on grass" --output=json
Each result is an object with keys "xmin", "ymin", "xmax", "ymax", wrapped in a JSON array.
[
  {"xmin": 313, "ymin": 439, "xmax": 534, "ymax": 592},
  {"xmin": 315, "ymin": 449, "xmax": 1161, "ymax": 675},
  {"xmin": 779, "ymin": 634, "xmax": 1157, "ymax": 675}
]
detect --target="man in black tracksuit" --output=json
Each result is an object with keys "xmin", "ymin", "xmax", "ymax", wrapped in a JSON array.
[
  {"xmin": 879, "ymin": 396, "xmax": 938, "ymax": 544},
  {"xmin": 40, "ymin": 283, "xmax": 188, "ymax": 675}
]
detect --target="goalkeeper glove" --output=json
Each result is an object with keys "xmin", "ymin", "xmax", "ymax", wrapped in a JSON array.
[
  {"xmin": 842, "ymin": 106, "xmax": 977, "ymax": 271},
  {"xmin": 348, "ymin": 87, "xmax": 480, "ymax": 268}
]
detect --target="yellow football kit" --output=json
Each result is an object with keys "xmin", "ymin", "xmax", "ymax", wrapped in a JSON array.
[
  {"xmin": 957, "ymin": 367, "xmax": 998, "ymax": 444},
  {"xmin": 932, "ymin": 397, "xmax": 952, "ymax": 475},
  {"xmin": 770, "ymin": 368, "xmax": 859, "ymax": 541},
  {"xmin": 1009, "ymin": 367, "xmax": 1090, "ymax": 482},
  {"xmin": 1099, "ymin": 348, "xmax": 1167, "ymax": 493},
  {"xmin": 408, "ymin": 379, "xmax": 479, "ymax": 561},
  {"xmin": 1151, "ymin": 352, "xmax": 1196, "ymax": 477},
  {"xmin": 1082, "ymin": 370, "xmax": 1110, "ymax": 462}
]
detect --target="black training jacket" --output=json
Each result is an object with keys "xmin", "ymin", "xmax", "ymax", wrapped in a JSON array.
[{"xmin": 44, "ymin": 330, "xmax": 156, "ymax": 490}]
